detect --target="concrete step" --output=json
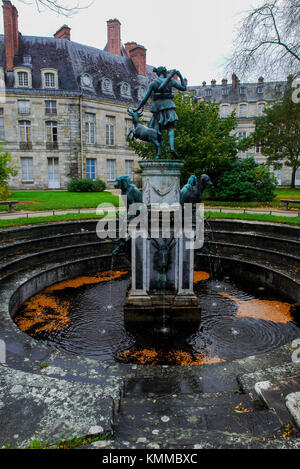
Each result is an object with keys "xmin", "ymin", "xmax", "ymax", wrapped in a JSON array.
[
  {"xmin": 238, "ymin": 363, "xmax": 300, "ymax": 397},
  {"xmin": 286, "ymin": 392, "xmax": 300, "ymax": 430},
  {"xmin": 255, "ymin": 375, "xmax": 300, "ymax": 425},
  {"xmin": 0, "ymin": 365, "xmax": 118, "ymax": 449},
  {"xmin": 114, "ymin": 396, "xmax": 281, "ymax": 441},
  {"xmin": 86, "ymin": 428, "xmax": 300, "ymax": 450}
]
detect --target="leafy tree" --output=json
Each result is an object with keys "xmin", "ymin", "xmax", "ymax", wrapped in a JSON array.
[
  {"xmin": 17, "ymin": 0, "xmax": 92, "ymax": 16},
  {"xmin": 129, "ymin": 93, "xmax": 252, "ymax": 183},
  {"xmin": 0, "ymin": 147, "xmax": 18, "ymax": 201},
  {"xmin": 210, "ymin": 157, "xmax": 277, "ymax": 202},
  {"xmin": 226, "ymin": 0, "xmax": 300, "ymax": 79},
  {"xmin": 253, "ymin": 83, "xmax": 300, "ymax": 187}
]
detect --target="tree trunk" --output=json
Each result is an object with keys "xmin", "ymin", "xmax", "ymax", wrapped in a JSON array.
[{"xmin": 291, "ymin": 167, "xmax": 297, "ymax": 188}]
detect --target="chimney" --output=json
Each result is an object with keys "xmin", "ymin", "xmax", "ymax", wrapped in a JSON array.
[
  {"xmin": 211, "ymin": 79, "xmax": 216, "ymax": 87},
  {"xmin": 125, "ymin": 42, "xmax": 137, "ymax": 56},
  {"xmin": 54, "ymin": 25, "xmax": 71, "ymax": 40},
  {"xmin": 107, "ymin": 19, "xmax": 121, "ymax": 56},
  {"xmin": 258, "ymin": 76, "xmax": 264, "ymax": 83},
  {"xmin": 232, "ymin": 73, "xmax": 239, "ymax": 89},
  {"xmin": 3, "ymin": 1, "xmax": 19, "ymax": 71},
  {"xmin": 222, "ymin": 78, "xmax": 228, "ymax": 85},
  {"xmin": 128, "ymin": 45, "xmax": 147, "ymax": 76}
]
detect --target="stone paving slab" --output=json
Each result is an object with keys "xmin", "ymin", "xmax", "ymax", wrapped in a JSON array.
[
  {"xmin": 84, "ymin": 429, "xmax": 300, "ymax": 450},
  {"xmin": 238, "ymin": 363, "xmax": 300, "ymax": 396},
  {"xmin": 286, "ymin": 392, "xmax": 300, "ymax": 430},
  {"xmin": 255, "ymin": 376, "xmax": 300, "ymax": 425},
  {"xmin": 0, "ymin": 366, "xmax": 117, "ymax": 449}
]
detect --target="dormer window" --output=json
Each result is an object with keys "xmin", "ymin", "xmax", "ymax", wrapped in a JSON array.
[
  {"xmin": 222, "ymin": 88, "xmax": 229, "ymax": 96},
  {"xmin": 257, "ymin": 86, "xmax": 264, "ymax": 94},
  {"xmin": 45, "ymin": 73, "xmax": 55, "ymax": 88},
  {"xmin": 240, "ymin": 86, "xmax": 246, "ymax": 95},
  {"xmin": 121, "ymin": 82, "xmax": 131, "ymax": 97},
  {"xmin": 14, "ymin": 67, "xmax": 32, "ymax": 89},
  {"xmin": 138, "ymin": 85, "xmax": 146, "ymax": 100},
  {"xmin": 205, "ymin": 88, "xmax": 212, "ymax": 97},
  {"xmin": 18, "ymin": 72, "xmax": 28, "ymax": 87},
  {"xmin": 102, "ymin": 77, "xmax": 113, "ymax": 94},
  {"xmin": 23, "ymin": 55, "xmax": 32, "ymax": 65},
  {"xmin": 41, "ymin": 69, "xmax": 58, "ymax": 89},
  {"xmin": 81, "ymin": 73, "xmax": 93, "ymax": 89}
]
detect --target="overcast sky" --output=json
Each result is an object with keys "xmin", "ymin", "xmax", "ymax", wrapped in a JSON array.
[{"xmin": 0, "ymin": 0, "xmax": 262, "ymax": 85}]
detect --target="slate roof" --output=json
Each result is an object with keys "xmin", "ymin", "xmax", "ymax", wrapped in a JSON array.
[
  {"xmin": 188, "ymin": 81, "xmax": 286, "ymax": 104},
  {"xmin": 0, "ymin": 33, "xmax": 156, "ymax": 104}
]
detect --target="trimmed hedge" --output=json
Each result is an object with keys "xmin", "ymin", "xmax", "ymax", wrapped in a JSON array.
[{"xmin": 67, "ymin": 178, "xmax": 106, "ymax": 193}]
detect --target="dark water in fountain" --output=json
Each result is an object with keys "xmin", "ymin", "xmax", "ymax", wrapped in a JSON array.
[{"xmin": 14, "ymin": 272, "xmax": 300, "ymax": 365}]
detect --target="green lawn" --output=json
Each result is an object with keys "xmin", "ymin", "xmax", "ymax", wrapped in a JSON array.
[
  {"xmin": 2, "ymin": 187, "xmax": 300, "ymax": 214},
  {"xmin": 204, "ymin": 187, "xmax": 300, "ymax": 209},
  {"xmin": 7, "ymin": 190, "xmax": 120, "ymax": 212},
  {"xmin": 1, "ymin": 211, "xmax": 300, "ymax": 229}
]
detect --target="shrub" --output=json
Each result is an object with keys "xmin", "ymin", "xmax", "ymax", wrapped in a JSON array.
[
  {"xmin": 0, "ymin": 184, "xmax": 12, "ymax": 201},
  {"xmin": 67, "ymin": 178, "xmax": 106, "ymax": 193},
  {"xmin": 209, "ymin": 157, "xmax": 276, "ymax": 202}
]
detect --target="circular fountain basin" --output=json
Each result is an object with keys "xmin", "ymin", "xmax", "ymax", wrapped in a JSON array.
[{"xmin": 12, "ymin": 269, "xmax": 300, "ymax": 366}]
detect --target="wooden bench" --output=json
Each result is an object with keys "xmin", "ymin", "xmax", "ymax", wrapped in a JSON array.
[
  {"xmin": 0, "ymin": 201, "xmax": 19, "ymax": 213},
  {"xmin": 280, "ymin": 199, "xmax": 300, "ymax": 211}
]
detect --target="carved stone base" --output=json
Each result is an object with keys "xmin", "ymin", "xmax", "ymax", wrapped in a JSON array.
[{"xmin": 124, "ymin": 289, "xmax": 201, "ymax": 323}]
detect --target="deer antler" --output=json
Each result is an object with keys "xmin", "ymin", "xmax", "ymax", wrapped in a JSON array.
[{"xmin": 127, "ymin": 107, "xmax": 134, "ymax": 117}]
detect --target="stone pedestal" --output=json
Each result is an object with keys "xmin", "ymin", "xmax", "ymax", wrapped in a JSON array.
[
  {"xmin": 140, "ymin": 160, "xmax": 183, "ymax": 206},
  {"xmin": 124, "ymin": 160, "xmax": 200, "ymax": 323}
]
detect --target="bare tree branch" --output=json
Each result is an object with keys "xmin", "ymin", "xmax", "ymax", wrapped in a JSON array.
[
  {"xmin": 225, "ymin": 0, "xmax": 300, "ymax": 80},
  {"xmin": 16, "ymin": 0, "xmax": 93, "ymax": 17}
]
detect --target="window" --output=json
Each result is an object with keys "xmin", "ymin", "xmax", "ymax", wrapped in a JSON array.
[
  {"xmin": 85, "ymin": 113, "xmax": 95, "ymax": 144},
  {"xmin": 18, "ymin": 72, "xmax": 29, "ymax": 87},
  {"xmin": 239, "ymin": 104, "xmax": 247, "ymax": 118},
  {"xmin": 138, "ymin": 86, "xmax": 146, "ymax": 100},
  {"xmin": 0, "ymin": 108, "xmax": 4, "ymax": 140},
  {"xmin": 41, "ymin": 69, "xmax": 58, "ymax": 89},
  {"xmin": 46, "ymin": 121, "xmax": 58, "ymax": 147},
  {"xmin": 107, "ymin": 160, "xmax": 116, "ymax": 181},
  {"xmin": 19, "ymin": 120, "xmax": 31, "ymax": 142},
  {"xmin": 258, "ymin": 103, "xmax": 266, "ymax": 116},
  {"xmin": 102, "ymin": 77, "xmax": 113, "ymax": 93},
  {"xmin": 86, "ymin": 158, "xmax": 96, "ymax": 180},
  {"xmin": 18, "ymin": 100, "xmax": 30, "ymax": 115},
  {"xmin": 125, "ymin": 160, "xmax": 134, "ymax": 180},
  {"xmin": 222, "ymin": 88, "xmax": 229, "ymax": 96},
  {"xmin": 238, "ymin": 131, "xmax": 247, "ymax": 139},
  {"xmin": 220, "ymin": 105, "xmax": 229, "ymax": 118},
  {"xmin": 81, "ymin": 74, "xmax": 93, "ymax": 89},
  {"xmin": 45, "ymin": 72, "xmax": 55, "ymax": 88},
  {"xmin": 256, "ymin": 142, "xmax": 262, "ymax": 153},
  {"xmin": 240, "ymin": 86, "xmax": 246, "ymax": 95},
  {"xmin": 21, "ymin": 157, "xmax": 33, "ymax": 182},
  {"xmin": 45, "ymin": 100, "xmax": 57, "ymax": 115},
  {"xmin": 121, "ymin": 82, "xmax": 130, "ymax": 97},
  {"xmin": 257, "ymin": 86, "xmax": 263, "ymax": 94},
  {"xmin": 106, "ymin": 116, "xmax": 115, "ymax": 146},
  {"xmin": 205, "ymin": 88, "xmax": 212, "ymax": 97},
  {"xmin": 23, "ymin": 55, "xmax": 32, "ymax": 65}
]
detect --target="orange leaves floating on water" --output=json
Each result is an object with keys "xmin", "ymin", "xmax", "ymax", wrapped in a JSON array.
[
  {"xmin": 45, "ymin": 271, "xmax": 128, "ymax": 292},
  {"xmin": 121, "ymin": 348, "xmax": 225, "ymax": 366},
  {"xmin": 219, "ymin": 292, "xmax": 293, "ymax": 324},
  {"xmin": 15, "ymin": 294, "xmax": 70, "ymax": 334},
  {"xmin": 194, "ymin": 271, "xmax": 211, "ymax": 283}
]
